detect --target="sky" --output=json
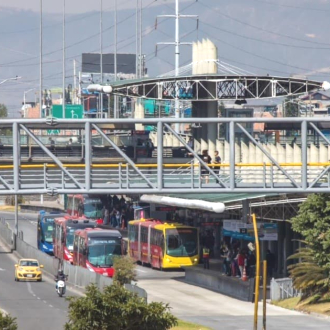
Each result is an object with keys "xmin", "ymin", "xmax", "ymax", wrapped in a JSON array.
[
  {"xmin": 1, "ymin": 0, "xmax": 330, "ymax": 117},
  {"xmin": 0, "ymin": 0, "xmax": 191, "ymax": 14}
]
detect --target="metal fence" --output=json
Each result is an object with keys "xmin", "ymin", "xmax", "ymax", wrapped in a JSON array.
[{"xmin": 270, "ymin": 278, "xmax": 301, "ymax": 301}]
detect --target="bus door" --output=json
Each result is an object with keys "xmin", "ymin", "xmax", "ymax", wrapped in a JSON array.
[
  {"xmin": 138, "ymin": 222, "xmax": 142, "ymax": 260},
  {"xmin": 147, "ymin": 225, "xmax": 152, "ymax": 263}
]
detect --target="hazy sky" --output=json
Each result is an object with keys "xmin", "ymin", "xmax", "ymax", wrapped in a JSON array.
[{"xmin": 0, "ymin": 0, "xmax": 190, "ymax": 14}]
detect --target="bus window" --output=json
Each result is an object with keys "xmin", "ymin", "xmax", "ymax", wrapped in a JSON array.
[
  {"xmin": 166, "ymin": 228, "xmax": 198, "ymax": 257},
  {"xmin": 43, "ymin": 224, "xmax": 54, "ymax": 243},
  {"xmin": 88, "ymin": 239, "xmax": 122, "ymax": 267}
]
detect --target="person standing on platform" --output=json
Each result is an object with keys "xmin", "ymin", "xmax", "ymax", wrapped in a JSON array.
[
  {"xmin": 203, "ymin": 245, "xmax": 210, "ymax": 269},
  {"xmin": 266, "ymin": 249, "xmax": 276, "ymax": 278}
]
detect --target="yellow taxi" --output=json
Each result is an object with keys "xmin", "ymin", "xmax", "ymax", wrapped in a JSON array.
[{"xmin": 14, "ymin": 259, "xmax": 43, "ymax": 282}]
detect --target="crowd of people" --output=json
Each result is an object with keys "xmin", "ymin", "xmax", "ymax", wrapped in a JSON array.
[{"xmin": 100, "ymin": 195, "xmax": 134, "ymax": 229}]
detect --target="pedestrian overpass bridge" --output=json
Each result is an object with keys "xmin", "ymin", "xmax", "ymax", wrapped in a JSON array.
[{"xmin": 1, "ymin": 117, "xmax": 330, "ymax": 195}]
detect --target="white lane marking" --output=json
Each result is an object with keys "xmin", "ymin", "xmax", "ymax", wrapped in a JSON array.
[
  {"xmin": 43, "ymin": 300, "xmax": 47, "ymax": 304},
  {"xmin": 49, "ymin": 305, "xmax": 53, "ymax": 308},
  {"xmin": 29, "ymin": 221, "xmax": 37, "ymax": 226},
  {"xmin": 0, "ymin": 268, "xmax": 6, "ymax": 271},
  {"xmin": 37, "ymin": 297, "xmax": 41, "ymax": 300},
  {"xmin": 136, "ymin": 269, "xmax": 147, "ymax": 273}
]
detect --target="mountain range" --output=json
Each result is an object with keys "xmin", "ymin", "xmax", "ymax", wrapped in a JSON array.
[{"xmin": 0, "ymin": 0, "xmax": 330, "ymax": 117}]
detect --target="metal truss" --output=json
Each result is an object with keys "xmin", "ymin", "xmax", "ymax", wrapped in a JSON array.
[
  {"xmin": 101, "ymin": 75, "xmax": 322, "ymax": 101},
  {"xmin": 1, "ymin": 117, "xmax": 330, "ymax": 195}
]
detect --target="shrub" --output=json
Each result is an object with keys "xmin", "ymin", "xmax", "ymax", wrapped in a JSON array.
[{"xmin": 65, "ymin": 284, "xmax": 178, "ymax": 330}]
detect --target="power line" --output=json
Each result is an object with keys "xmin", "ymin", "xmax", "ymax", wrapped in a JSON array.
[
  {"xmin": 246, "ymin": 0, "xmax": 330, "ymax": 12},
  {"xmin": 200, "ymin": 20, "xmax": 330, "ymax": 50},
  {"xmin": 198, "ymin": 27, "xmax": 330, "ymax": 78},
  {"xmin": 198, "ymin": 0, "xmax": 330, "ymax": 46}
]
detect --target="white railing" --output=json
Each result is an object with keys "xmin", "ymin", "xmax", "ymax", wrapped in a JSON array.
[{"xmin": 270, "ymin": 278, "xmax": 301, "ymax": 301}]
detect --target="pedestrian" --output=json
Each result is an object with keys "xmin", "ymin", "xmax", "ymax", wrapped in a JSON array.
[
  {"xmin": 266, "ymin": 249, "xmax": 276, "ymax": 278},
  {"xmin": 78, "ymin": 200, "xmax": 84, "ymax": 217},
  {"xmin": 213, "ymin": 151, "xmax": 221, "ymax": 182},
  {"xmin": 66, "ymin": 138, "xmax": 73, "ymax": 156},
  {"xmin": 121, "ymin": 209, "xmax": 127, "ymax": 229},
  {"xmin": 237, "ymin": 250, "xmax": 246, "ymax": 279},
  {"xmin": 0, "ymin": 139, "xmax": 3, "ymax": 156},
  {"xmin": 103, "ymin": 208, "xmax": 110, "ymax": 225},
  {"xmin": 203, "ymin": 245, "xmax": 210, "ymax": 269},
  {"xmin": 146, "ymin": 139, "xmax": 154, "ymax": 157},
  {"xmin": 110, "ymin": 210, "xmax": 117, "ymax": 227}
]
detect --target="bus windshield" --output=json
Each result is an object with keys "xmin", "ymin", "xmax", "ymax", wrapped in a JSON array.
[
  {"xmin": 166, "ymin": 228, "xmax": 198, "ymax": 257},
  {"xmin": 42, "ymin": 223, "xmax": 54, "ymax": 243},
  {"xmin": 84, "ymin": 201, "xmax": 103, "ymax": 219},
  {"xmin": 88, "ymin": 238, "xmax": 121, "ymax": 267},
  {"xmin": 66, "ymin": 228, "xmax": 76, "ymax": 251}
]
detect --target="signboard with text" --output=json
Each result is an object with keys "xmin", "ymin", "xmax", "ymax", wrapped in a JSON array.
[{"xmin": 52, "ymin": 105, "xmax": 83, "ymax": 119}]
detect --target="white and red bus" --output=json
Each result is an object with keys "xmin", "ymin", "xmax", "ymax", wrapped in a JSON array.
[
  {"xmin": 66, "ymin": 194, "xmax": 103, "ymax": 223},
  {"xmin": 53, "ymin": 216, "xmax": 96, "ymax": 263},
  {"xmin": 73, "ymin": 228, "xmax": 122, "ymax": 277},
  {"xmin": 128, "ymin": 219, "xmax": 199, "ymax": 270}
]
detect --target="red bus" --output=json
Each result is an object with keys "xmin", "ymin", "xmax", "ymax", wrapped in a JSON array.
[
  {"xmin": 73, "ymin": 228, "xmax": 122, "ymax": 277},
  {"xmin": 53, "ymin": 216, "xmax": 96, "ymax": 263},
  {"xmin": 66, "ymin": 194, "xmax": 103, "ymax": 223},
  {"xmin": 128, "ymin": 219, "xmax": 199, "ymax": 270}
]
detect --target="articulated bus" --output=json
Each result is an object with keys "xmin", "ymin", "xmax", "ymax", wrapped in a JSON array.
[
  {"xmin": 66, "ymin": 194, "xmax": 103, "ymax": 222},
  {"xmin": 53, "ymin": 216, "xmax": 96, "ymax": 263},
  {"xmin": 128, "ymin": 219, "xmax": 199, "ymax": 270},
  {"xmin": 73, "ymin": 228, "xmax": 122, "ymax": 277},
  {"xmin": 37, "ymin": 211, "xmax": 67, "ymax": 255}
]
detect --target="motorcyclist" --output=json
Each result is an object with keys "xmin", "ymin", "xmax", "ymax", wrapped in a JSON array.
[{"xmin": 54, "ymin": 270, "xmax": 67, "ymax": 289}]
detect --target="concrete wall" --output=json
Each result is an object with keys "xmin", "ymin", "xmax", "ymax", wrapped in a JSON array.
[{"xmin": 185, "ymin": 267, "xmax": 255, "ymax": 302}]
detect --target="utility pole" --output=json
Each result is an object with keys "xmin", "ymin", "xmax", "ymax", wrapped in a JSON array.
[
  {"xmin": 73, "ymin": 59, "xmax": 77, "ymax": 104},
  {"xmin": 114, "ymin": 0, "xmax": 118, "ymax": 118},
  {"xmin": 136, "ymin": 0, "xmax": 139, "ymax": 78},
  {"xmin": 139, "ymin": 0, "xmax": 143, "ymax": 78},
  {"xmin": 40, "ymin": 0, "xmax": 43, "ymax": 118},
  {"xmin": 100, "ymin": 0, "xmax": 103, "ymax": 118},
  {"xmin": 156, "ymin": 0, "xmax": 198, "ymax": 132},
  {"xmin": 62, "ymin": 0, "xmax": 66, "ymax": 119}
]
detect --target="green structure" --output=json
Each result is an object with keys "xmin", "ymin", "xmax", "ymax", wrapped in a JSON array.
[{"xmin": 52, "ymin": 105, "xmax": 83, "ymax": 119}]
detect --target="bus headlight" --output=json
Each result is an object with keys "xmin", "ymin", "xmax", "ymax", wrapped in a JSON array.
[
  {"xmin": 194, "ymin": 258, "xmax": 198, "ymax": 262},
  {"xmin": 166, "ymin": 258, "xmax": 171, "ymax": 262}
]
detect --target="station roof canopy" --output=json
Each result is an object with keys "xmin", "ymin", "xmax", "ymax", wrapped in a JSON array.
[{"xmin": 165, "ymin": 193, "xmax": 278, "ymax": 206}]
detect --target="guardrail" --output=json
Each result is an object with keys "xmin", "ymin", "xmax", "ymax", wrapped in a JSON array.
[
  {"xmin": 0, "ymin": 219, "xmax": 147, "ymax": 301},
  {"xmin": 270, "ymin": 278, "xmax": 301, "ymax": 301}
]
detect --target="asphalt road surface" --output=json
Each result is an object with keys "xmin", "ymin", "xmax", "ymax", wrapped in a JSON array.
[
  {"xmin": 0, "ymin": 211, "xmax": 184, "ymax": 280},
  {"xmin": 0, "ymin": 241, "xmax": 77, "ymax": 330},
  {"xmin": 2, "ymin": 211, "xmax": 330, "ymax": 329}
]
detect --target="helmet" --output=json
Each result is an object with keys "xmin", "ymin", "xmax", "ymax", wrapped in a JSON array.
[{"xmin": 58, "ymin": 270, "xmax": 64, "ymax": 276}]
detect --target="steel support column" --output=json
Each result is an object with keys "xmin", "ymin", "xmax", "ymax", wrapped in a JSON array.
[
  {"xmin": 13, "ymin": 122, "xmax": 20, "ymax": 192},
  {"xmin": 19, "ymin": 124, "xmax": 83, "ymax": 189},
  {"xmin": 309, "ymin": 122, "xmax": 330, "ymax": 145},
  {"xmin": 92, "ymin": 124, "xmax": 155, "ymax": 188},
  {"xmin": 157, "ymin": 121, "xmax": 163, "ymax": 190},
  {"xmin": 229, "ymin": 121, "xmax": 235, "ymax": 190},
  {"xmin": 85, "ymin": 122, "xmax": 91, "ymax": 191},
  {"xmin": 301, "ymin": 120, "xmax": 308, "ymax": 189}
]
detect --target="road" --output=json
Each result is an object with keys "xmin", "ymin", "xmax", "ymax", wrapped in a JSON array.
[
  {"xmin": 0, "ymin": 210, "xmax": 184, "ymax": 281},
  {"xmin": 0, "ymin": 240, "xmax": 76, "ymax": 330},
  {"xmin": 139, "ymin": 278, "xmax": 330, "ymax": 330},
  {"xmin": 2, "ymin": 210, "xmax": 330, "ymax": 329}
]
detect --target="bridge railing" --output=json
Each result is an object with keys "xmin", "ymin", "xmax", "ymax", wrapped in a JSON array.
[
  {"xmin": 0, "ymin": 162, "xmax": 329, "ymax": 193},
  {"xmin": 270, "ymin": 278, "xmax": 301, "ymax": 301}
]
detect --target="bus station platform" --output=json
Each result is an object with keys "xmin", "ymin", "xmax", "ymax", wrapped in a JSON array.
[{"xmin": 183, "ymin": 260, "xmax": 256, "ymax": 302}]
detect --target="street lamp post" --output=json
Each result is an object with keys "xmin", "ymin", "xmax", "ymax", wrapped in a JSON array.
[
  {"xmin": 23, "ymin": 88, "xmax": 36, "ymax": 118},
  {"xmin": 0, "ymin": 76, "xmax": 21, "ymax": 86}
]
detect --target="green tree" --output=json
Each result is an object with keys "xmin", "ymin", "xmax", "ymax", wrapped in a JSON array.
[
  {"xmin": 65, "ymin": 284, "xmax": 178, "ymax": 330},
  {"xmin": 288, "ymin": 244, "xmax": 330, "ymax": 300},
  {"xmin": 290, "ymin": 194, "xmax": 330, "ymax": 272},
  {"xmin": 0, "ymin": 103, "xmax": 8, "ymax": 118},
  {"xmin": 113, "ymin": 255, "xmax": 137, "ymax": 286},
  {"xmin": 283, "ymin": 96, "xmax": 299, "ymax": 117},
  {"xmin": 0, "ymin": 310, "xmax": 18, "ymax": 330}
]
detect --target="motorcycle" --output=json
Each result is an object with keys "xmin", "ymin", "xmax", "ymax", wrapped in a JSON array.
[{"xmin": 55, "ymin": 277, "xmax": 67, "ymax": 297}]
